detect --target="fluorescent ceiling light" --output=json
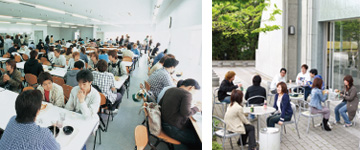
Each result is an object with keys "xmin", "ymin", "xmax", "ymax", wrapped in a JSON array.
[
  {"xmin": 47, "ymin": 20, "xmax": 61, "ymax": 24},
  {"xmin": 36, "ymin": 24, "xmax": 47, "ymax": 26},
  {"xmin": 50, "ymin": 25, "xmax": 60, "ymax": 27},
  {"xmin": 64, "ymin": 22, "xmax": 74, "ymax": 25},
  {"xmin": 71, "ymin": 26, "xmax": 77, "ymax": 28},
  {"xmin": 76, "ymin": 24, "xmax": 85, "ymax": 27},
  {"xmin": 2, "ymin": 0, "xmax": 20, "ymax": 4},
  {"xmin": 0, "ymin": 15, "xmax": 13, "ymax": 19},
  {"xmin": 156, "ymin": 0, "xmax": 163, "ymax": 6},
  {"xmin": 35, "ymin": 5, "xmax": 66, "ymax": 14},
  {"xmin": 72, "ymin": 14, "xmax": 88, "ymax": 19},
  {"xmin": 91, "ymin": 18, "xmax": 100, "ymax": 22},
  {"xmin": 84, "ymin": 25, "xmax": 93, "ymax": 28},
  {"xmin": 16, "ymin": 22, "xmax": 32, "ymax": 25},
  {"xmin": 0, "ymin": 21, "xmax": 11, "ymax": 24},
  {"xmin": 61, "ymin": 25, "xmax": 69, "ymax": 28},
  {"xmin": 22, "ymin": 17, "xmax": 43, "ymax": 22}
]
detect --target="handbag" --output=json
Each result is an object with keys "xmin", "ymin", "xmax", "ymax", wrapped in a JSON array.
[{"xmin": 141, "ymin": 102, "xmax": 161, "ymax": 136}]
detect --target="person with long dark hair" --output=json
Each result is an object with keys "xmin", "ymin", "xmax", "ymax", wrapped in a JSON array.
[
  {"xmin": 151, "ymin": 42, "xmax": 161, "ymax": 56},
  {"xmin": 334, "ymin": 75, "xmax": 358, "ymax": 127},
  {"xmin": 45, "ymin": 35, "xmax": 50, "ymax": 45},
  {"xmin": 309, "ymin": 78, "xmax": 331, "ymax": 131},
  {"xmin": 224, "ymin": 90, "xmax": 257, "ymax": 150}
]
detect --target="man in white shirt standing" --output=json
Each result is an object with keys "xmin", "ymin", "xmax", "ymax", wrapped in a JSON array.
[{"xmin": 270, "ymin": 68, "xmax": 287, "ymax": 94}]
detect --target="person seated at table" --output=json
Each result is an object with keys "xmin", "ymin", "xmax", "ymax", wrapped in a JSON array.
[
  {"xmin": 37, "ymin": 72, "xmax": 65, "ymax": 107},
  {"xmin": 159, "ymin": 79, "xmax": 201, "ymax": 149},
  {"xmin": 151, "ymin": 42, "xmax": 160, "ymax": 56},
  {"xmin": 8, "ymin": 44, "xmax": 18, "ymax": 54},
  {"xmin": 24, "ymin": 50, "xmax": 44, "ymax": 77},
  {"xmin": 65, "ymin": 70, "xmax": 100, "ymax": 119},
  {"xmin": 72, "ymin": 44, "xmax": 79, "ymax": 53},
  {"xmin": 28, "ymin": 41, "xmax": 35, "ymax": 50},
  {"xmin": 88, "ymin": 52, "xmax": 99, "ymax": 71},
  {"xmin": 156, "ymin": 78, "xmax": 183, "ymax": 103},
  {"xmin": 53, "ymin": 49, "xmax": 66, "ymax": 68},
  {"xmin": 148, "ymin": 54, "xmax": 175, "ymax": 76},
  {"xmin": 47, "ymin": 46, "xmax": 55, "ymax": 62},
  {"xmin": 0, "ymin": 90, "xmax": 60, "ymax": 150},
  {"xmin": 64, "ymin": 61, "xmax": 84, "ymax": 87},
  {"xmin": 309, "ymin": 78, "xmax": 331, "ymax": 131},
  {"xmin": 55, "ymin": 40, "xmax": 61, "ymax": 50},
  {"xmin": 334, "ymin": 75, "xmax": 358, "ymax": 127},
  {"xmin": 266, "ymin": 82, "xmax": 293, "ymax": 127},
  {"xmin": 224, "ymin": 90, "xmax": 257, "ymax": 150},
  {"xmin": 66, "ymin": 40, "xmax": 72, "ymax": 48},
  {"xmin": 270, "ymin": 68, "xmax": 287, "ymax": 94},
  {"xmin": 152, "ymin": 49, "xmax": 167, "ymax": 66},
  {"xmin": 79, "ymin": 47, "xmax": 89, "ymax": 63},
  {"xmin": 0, "ymin": 60, "xmax": 22, "ymax": 92},
  {"xmin": 99, "ymin": 49, "xmax": 109, "ymax": 63},
  {"xmin": 92, "ymin": 59, "xmax": 122, "ymax": 113},
  {"xmin": 131, "ymin": 44, "xmax": 140, "ymax": 56},
  {"xmin": 19, "ymin": 43, "xmax": 29, "ymax": 53},
  {"xmin": 121, "ymin": 44, "xmax": 134, "ymax": 58},
  {"xmin": 148, "ymin": 58, "xmax": 179, "ymax": 99},
  {"xmin": 64, "ymin": 47, "xmax": 73, "ymax": 65},
  {"xmin": 68, "ymin": 52, "xmax": 86, "ymax": 70},
  {"xmin": 36, "ymin": 39, "xmax": 44, "ymax": 50},
  {"xmin": 107, "ymin": 50, "xmax": 127, "ymax": 76},
  {"xmin": 218, "ymin": 71, "xmax": 242, "ymax": 103},
  {"xmin": 245, "ymin": 75, "xmax": 266, "ymax": 105}
]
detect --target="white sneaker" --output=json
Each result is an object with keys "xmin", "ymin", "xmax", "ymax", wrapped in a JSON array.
[{"xmin": 112, "ymin": 109, "xmax": 119, "ymax": 114}]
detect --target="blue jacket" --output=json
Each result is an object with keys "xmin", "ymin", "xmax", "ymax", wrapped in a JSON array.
[
  {"xmin": 309, "ymin": 87, "xmax": 328, "ymax": 110},
  {"xmin": 273, "ymin": 93, "xmax": 293, "ymax": 122},
  {"xmin": 153, "ymin": 52, "xmax": 165, "ymax": 65}
]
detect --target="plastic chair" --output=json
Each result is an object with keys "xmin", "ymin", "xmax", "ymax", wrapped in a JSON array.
[
  {"xmin": 245, "ymin": 95, "xmax": 266, "ymax": 107},
  {"xmin": 134, "ymin": 125, "xmax": 148, "ymax": 150},
  {"xmin": 142, "ymin": 105, "xmax": 181, "ymax": 149},
  {"xmin": 267, "ymin": 81, "xmax": 275, "ymax": 105},
  {"xmin": 43, "ymin": 61, "xmax": 51, "ymax": 66},
  {"xmin": 22, "ymin": 86, "xmax": 34, "ymax": 92},
  {"xmin": 14, "ymin": 55, "xmax": 21, "ymax": 63},
  {"xmin": 61, "ymin": 84, "xmax": 72, "ymax": 104},
  {"xmin": 99, "ymin": 93, "xmax": 114, "ymax": 132},
  {"xmin": 2, "ymin": 53, "xmax": 10, "ymax": 58},
  {"xmin": 40, "ymin": 57, "xmax": 48, "ymax": 64},
  {"xmin": 212, "ymin": 88, "xmax": 227, "ymax": 117},
  {"xmin": 22, "ymin": 54, "xmax": 29, "ymax": 61},
  {"xmin": 280, "ymin": 102, "xmax": 300, "ymax": 140},
  {"xmin": 213, "ymin": 115, "xmax": 244, "ymax": 150},
  {"xmin": 93, "ymin": 93, "xmax": 106, "ymax": 150},
  {"xmin": 123, "ymin": 56, "xmax": 132, "ymax": 62},
  {"xmin": 52, "ymin": 76, "xmax": 65, "ymax": 86},
  {"xmin": 25, "ymin": 73, "xmax": 38, "ymax": 87},
  {"xmin": 144, "ymin": 81, "xmax": 151, "ymax": 92},
  {"xmin": 297, "ymin": 99, "xmax": 322, "ymax": 133}
]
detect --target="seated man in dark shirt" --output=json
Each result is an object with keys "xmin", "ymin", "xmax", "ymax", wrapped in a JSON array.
[{"xmin": 245, "ymin": 75, "xmax": 267, "ymax": 105}]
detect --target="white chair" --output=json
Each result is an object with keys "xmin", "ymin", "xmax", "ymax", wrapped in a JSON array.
[
  {"xmin": 280, "ymin": 102, "xmax": 300, "ymax": 140},
  {"xmin": 298, "ymin": 99, "xmax": 323, "ymax": 133},
  {"xmin": 213, "ymin": 115, "xmax": 244, "ymax": 150},
  {"xmin": 245, "ymin": 95, "xmax": 266, "ymax": 107},
  {"xmin": 266, "ymin": 81, "xmax": 275, "ymax": 105},
  {"xmin": 212, "ymin": 88, "xmax": 228, "ymax": 117}
]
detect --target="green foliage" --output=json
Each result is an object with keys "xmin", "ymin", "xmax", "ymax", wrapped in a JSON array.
[
  {"xmin": 212, "ymin": 141, "xmax": 222, "ymax": 150},
  {"xmin": 212, "ymin": 0, "xmax": 282, "ymax": 60}
]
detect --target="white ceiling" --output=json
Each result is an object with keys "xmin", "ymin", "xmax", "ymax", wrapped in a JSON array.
[{"xmin": 0, "ymin": 0, "xmax": 174, "ymax": 26}]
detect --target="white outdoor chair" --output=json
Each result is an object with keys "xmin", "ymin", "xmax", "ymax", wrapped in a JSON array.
[
  {"xmin": 213, "ymin": 115, "xmax": 244, "ymax": 150},
  {"xmin": 279, "ymin": 102, "xmax": 300, "ymax": 141},
  {"xmin": 213, "ymin": 88, "xmax": 227, "ymax": 117},
  {"xmin": 267, "ymin": 81, "xmax": 275, "ymax": 105},
  {"xmin": 298, "ymin": 98, "xmax": 323, "ymax": 133}
]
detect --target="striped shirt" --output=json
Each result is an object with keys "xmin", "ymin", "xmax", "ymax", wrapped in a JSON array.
[
  {"xmin": 92, "ymin": 71, "xmax": 117, "ymax": 103},
  {"xmin": 148, "ymin": 68, "xmax": 175, "ymax": 98}
]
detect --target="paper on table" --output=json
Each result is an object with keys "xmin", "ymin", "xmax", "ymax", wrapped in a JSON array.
[{"xmin": 192, "ymin": 112, "xmax": 202, "ymax": 122}]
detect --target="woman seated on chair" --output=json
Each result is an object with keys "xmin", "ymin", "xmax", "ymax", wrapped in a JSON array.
[
  {"xmin": 334, "ymin": 75, "xmax": 358, "ymax": 127},
  {"xmin": 309, "ymin": 78, "xmax": 331, "ymax": 131},
  {"xmin": 224, "ymin": 90, "xmax": 257, "ymax": 150},
  {"xmin": 36, "ymin": 72, "xmax": 65, "ymax": 107},
  {"xmin": 218, "ymin": 71, "xmax": 242, "ymax": 103},
  {"xmin": 159, "ymin": 79, "xmax": 201, "ymax": 149},
  {"xmin": 0, "ymin": 59, "xmax": 22, "ymax": 92},
  {"xmin": 266, "ymin": 82, "xmax": 293, "ymax": 127}
]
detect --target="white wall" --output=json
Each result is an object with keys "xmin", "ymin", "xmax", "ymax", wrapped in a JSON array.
[
  {"xmin": 0, "ymin": 23, "xmax": 47, "ymax": 44},
  {"xmin": 154, "ymin": 0, "xmax": 202, "ymax": 85},
  {"xmin": 317, "ymin": 0, "xmax": 360, "ymax": 22},
  {"xmin": 256, "ymin": 0, "xmax": 284, "ymax": 78},
  {"xmin": 47, "ymin": 27, "xmax": 60, "ymax": 41},
  {"xmin": 96, "ymin": 24, "xmax": 154, "ymax": 42}
]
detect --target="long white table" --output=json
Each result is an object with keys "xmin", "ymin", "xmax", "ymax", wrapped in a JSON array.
[
  {"xmin": 190, "ymin": 112, "xmax": 202, "ymax": 142},
  {"xmin": 0, "ymin": 88, "xmax": 99, "ymax": 150},
  {"xmin": 118, "ymin": 54, "xmax": 139, "ymax": 58},
  {"xmin": 114, "ymin": 75, "xmax": 128, "ymax": 89},
  {"xmin": 17, "ymin": 62, "xmax": 68, "ymax": 78},
  {"xmin": 0, "ymin": 57, "xmax": 10, "ymax": 68},
  {"xmin": 122, "ymin": 61, "xmax": 133, "ymax": 67},
  {"xmin": 98, "ymin": 48, "xmax": 119, "ymax": 50}
]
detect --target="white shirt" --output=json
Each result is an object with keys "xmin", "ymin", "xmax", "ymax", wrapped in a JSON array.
[
  {"xmin": 53, "ymin": 55, "xmax": 66, "ymax": 67},
  {"xmin": 48, "ymin": 52, "xmax": 55, "ymax": 62},
  {"xmin": 72, "ymin": 47, "xmax": 79, "ymax": 53},
  {"xmin": 277, "ymin": 95, "xmax": 282, "ymax": 113},
  {"xmin": 65, "ymin": 43, "xmax": 72, "ymax": 48},
  {"xmin": 296, "ymin": 71, "xmax": 311, "ymax": 85},
  {"xmin": 270, "ymin": 73, "xmax": 286, "ymax": 90},
  {"xmin": 65, "ymin": 86, "xmax": 100, "ymax": 119},
  {"xmin": 4, "ymin": 39, "xmax": 13, "ymax": 53}
]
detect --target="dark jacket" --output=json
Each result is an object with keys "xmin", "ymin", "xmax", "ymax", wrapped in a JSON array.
[
  {"xmin": 218, "ymin": 79, "xmax": 238, "ymax": 101},
  {"xmin": 8, "ymin": 47, "xmax": 17, "ymax": 54},
  {"xmin": 159, "ymin": 87, "xmax": 199, "ymax": 130},
  {"xmin": 273, "ymin": 93, "xmax": 293, "ymax": 122},
  {"xmin": 64, "ymin": 69, "xmax": 80, "ymax": 87},
  {"xmin": 0, "ymin": 70, "xmax": 22, "ymax": 92},
  {"xmin": 341, "ymin": 86, "xmax": 359, "ymax": 121},
  {"xmin": 245, "ymin": 85, "xmax": 266, "ymax": 104},
  {"xmin": 24, "ymin": 58, "xmax": 44, "ymax": 77}
]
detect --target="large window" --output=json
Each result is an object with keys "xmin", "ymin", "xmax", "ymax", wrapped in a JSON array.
[{"xmin": 327, "ymin": 19, "xmax": 360, "ymax": 90}]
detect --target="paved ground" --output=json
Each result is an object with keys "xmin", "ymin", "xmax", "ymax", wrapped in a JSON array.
[{"xmin": 212, "ymin": 67, "xmax": 360, "ymax": 150}]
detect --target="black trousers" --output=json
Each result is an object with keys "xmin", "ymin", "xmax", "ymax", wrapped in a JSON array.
[{"xmin": 239, "ymin": 124, "xmax": 256, "ymax": 150}]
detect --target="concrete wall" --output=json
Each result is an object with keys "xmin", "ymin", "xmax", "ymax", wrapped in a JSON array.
[
  {"xmin": 317, "ymin": 0, "xmax": 360, "ymax": 22},
  {"xmin": 256, "ymin": 0, "xmax": 284, "ymax": 79}
]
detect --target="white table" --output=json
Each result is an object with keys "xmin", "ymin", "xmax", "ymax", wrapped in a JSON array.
[
  {"xmin": 99, "ymin": 48, "xmax": 119, "ymax": 50},
  {"xmin": 0, "ymin": 88, "xmax": 99, "ymax": 150},
  {"xmin": 16, "ymin": 61, "xmax": 48, "ymax": 70},
  {"xmin": 85, "ymin": 50, "xmax": 95, "ymax": 54},
  {"xmin": 122, "ymin": 61, "xmax": 133, "ymax": 67},
  {"xmin": 190, "ymin": 112, "xmax": 202, "ymax": 142},
  {"xmin": 118, "ymin": 54, "xmax": 139, "ymax": 58},
  {"xmin": 45, "ymin": 66, "xmax": 68, "ymax": 78},
  {"xmin": 0, "ymin": 57, "xmax": 9, "ymax": 68},
  {"xmin": 114, "ymin": 75, "xmax": 128, "ymax": 89},
  {"xmin": 243, "ymin": 106, "xmax": 276, "ymax": 139}
]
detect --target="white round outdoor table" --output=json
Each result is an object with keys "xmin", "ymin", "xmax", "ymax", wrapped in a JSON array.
[{"xmin": 243, "ymin": 106, "xmax": 276, "ymax": 140}]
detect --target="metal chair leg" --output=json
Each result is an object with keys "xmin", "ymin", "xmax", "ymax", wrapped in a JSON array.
[
  {"xmin": 284, "ymin": 125, "xmax": 287, "ymax": 134},
  {"xmin": 312, "ymin": 118, "xmax": 315, "ymax": 127},
  {"xmin": 229, "ymin": 138, "xmax": 233, "ymax": 149},
  {"xmin": 307, "ymin": 117, "xmax": 311, "ymax": 133}
]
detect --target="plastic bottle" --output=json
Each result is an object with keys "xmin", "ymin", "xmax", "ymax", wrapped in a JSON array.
[
  {"xmin": 264, "ymin": 100, "xmax": 267, "ymax": 110},
  {"xmin": 250, "ymin": 105, "xmax": 254, "ymax": 113}
]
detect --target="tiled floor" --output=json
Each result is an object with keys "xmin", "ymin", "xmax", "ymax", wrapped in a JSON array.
[{"xmin": 212, "ymin": 67, "xmax": 360, "ymax": 150}]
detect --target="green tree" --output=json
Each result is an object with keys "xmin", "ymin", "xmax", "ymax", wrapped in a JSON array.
[{"xmin": 212, "ymin": 0, "xmax": 282, "ymax": 60}]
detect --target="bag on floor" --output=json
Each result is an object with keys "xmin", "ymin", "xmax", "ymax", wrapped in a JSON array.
[
  {"xmin": 141, "ymin": 102, "xmax": 161, "ymax": 136},
  {"xmin": 132, "ymin": 89, "xmax": 147, "ymax": 102}
]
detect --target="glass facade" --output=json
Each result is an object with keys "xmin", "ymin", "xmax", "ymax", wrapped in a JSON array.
[{"xmin": 327, "ymin": 19, "xmax": 360, "ymax": 90}]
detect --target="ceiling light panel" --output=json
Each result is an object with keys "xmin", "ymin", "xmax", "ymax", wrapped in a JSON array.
[
  {"xmin": 35, "ymin": 5, "xmax": 66, "ymax": 14},
  {"xmin": 47, "ymin": 20, "xmax": 61, "ymax": 24}
]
